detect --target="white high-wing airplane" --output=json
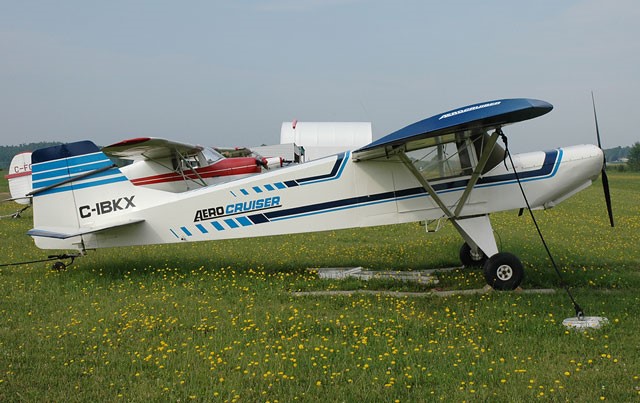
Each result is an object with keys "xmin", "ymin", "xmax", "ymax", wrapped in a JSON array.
[
  {"xmin": 24, "ymin": 98, "xmax": 611, "ymax": 290},
  {"xmin": 2, "ymin": 152, "xmax": 33, "ymax": 218}
]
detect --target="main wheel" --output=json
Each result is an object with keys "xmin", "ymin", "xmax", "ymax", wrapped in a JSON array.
[
  {"xmin": 483, "ymin": 252, "xmax": 523, "ymax": 291},
  {"xmin": 459, "ymin": 242, "xmax": 487, "ymax": 267}
]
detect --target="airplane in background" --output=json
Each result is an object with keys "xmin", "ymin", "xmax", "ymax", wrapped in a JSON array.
[
  {"xmin": 3, "ymin": 140, "xmax": 280, "ymax": 196},
  {"xmin": 18, "ymin": 98, "xmax": 613, "ymax": 290},
  {"xmin": 2, "ymin": 152, "xmax": 33, "ymax": 218},
  {"xmin": 102, "ymin": 138, "xmax": 285, "ymax": 193}
]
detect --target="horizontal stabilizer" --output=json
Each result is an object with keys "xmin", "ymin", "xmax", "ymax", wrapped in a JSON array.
[
  {"xmin": 354, "ymin": 98, "xmax": 552, "ymax": 160},
  {"xmin": 2, "ymin": 196, "xmax": 32, "ymax": 203},
  {"xmin": 28, "ymin": 218, "xmax": 145, "ymax": 239}
]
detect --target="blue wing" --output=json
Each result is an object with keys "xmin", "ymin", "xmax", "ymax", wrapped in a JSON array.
[{"xmin": 354, "ymin": 98, "xmax": 552, "ymax": 160}]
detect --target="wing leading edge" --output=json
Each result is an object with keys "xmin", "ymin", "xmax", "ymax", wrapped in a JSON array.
[{"xmin": 354, "ymin": 98, "xmax": 552, "ymax": 161}]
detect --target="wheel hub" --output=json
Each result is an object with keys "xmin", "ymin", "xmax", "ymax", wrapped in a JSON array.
[
  {"xmin": 496, "ymin": 264, "xmax": 513, "ymax": 281},
  {"xmin": 470, "ymin": 249, "xmax": 483, "ymax": 261}
]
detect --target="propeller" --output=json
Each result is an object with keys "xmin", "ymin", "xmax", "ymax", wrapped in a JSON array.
[{"xmin": 591, "ymin": 92, "xmax": 614, "ymax": 227}]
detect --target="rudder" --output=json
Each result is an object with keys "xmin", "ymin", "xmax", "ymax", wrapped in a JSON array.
[
  {"xmin": 29, "ymin": 141, "xmax": 138, "ymax": 250},
  {"xmin": 4, "ymin": 152, "xmax": 33, "ymax": 205}
]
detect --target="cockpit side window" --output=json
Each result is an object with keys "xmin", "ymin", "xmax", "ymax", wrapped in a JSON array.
[
  {"xmin": 199, "ymin": 148, "xmax": 224, "ymax": 165},
  {"xmin": 182, "ymin": 156, "xmax": 200, "ymax": 170},
  {"xmin": 407, "ymin": 142, "xmax": 468, "ymax": 180}
]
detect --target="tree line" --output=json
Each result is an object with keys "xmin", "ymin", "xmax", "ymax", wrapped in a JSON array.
[
  {"xmin": 0, "ymin": 142, "xmax": 62, "ymax": 171},
  {"xmin": 604, "ymin": 146, "xmax": 631, "ymax": 162},
  {"xmin": 626, "ymin": 142, "xmax": 640, "ymax": 171}
]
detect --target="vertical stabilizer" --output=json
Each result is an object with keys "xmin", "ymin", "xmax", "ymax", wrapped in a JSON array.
[
  {"xmin": 4, "ymin": 152, "xmax": 33, "ymax": 205},
  {"xmin": 28, "ymin": 141, "xmax": 139, "ymax": 250}
]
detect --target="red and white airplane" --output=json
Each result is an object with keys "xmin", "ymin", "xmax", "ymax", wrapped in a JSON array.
[{"xmin": 102, "ymin": 137, "xmax": 285, "ymax": 193}]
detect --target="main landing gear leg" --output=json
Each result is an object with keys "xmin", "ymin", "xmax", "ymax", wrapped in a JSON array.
[
  {"xmin": 452, "ymin": 215, "xmax": 524, "ymax": 291},
  {"xmin": 459, "ymin": 242, "xmax": 487, "ymax": 267},
  {"xmin": 395, "ymin": 150, "xmax": 524, "ymax": 290}
]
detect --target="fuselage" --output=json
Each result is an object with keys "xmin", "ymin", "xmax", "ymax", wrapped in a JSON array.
[{"xmin": 31, "ymin": 143, "xmax": 603, "ymax": 251}]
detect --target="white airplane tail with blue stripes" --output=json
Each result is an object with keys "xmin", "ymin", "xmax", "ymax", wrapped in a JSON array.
[{"xmin": 28, "ymin": 141, "xmax": 151, "ymax": 250}]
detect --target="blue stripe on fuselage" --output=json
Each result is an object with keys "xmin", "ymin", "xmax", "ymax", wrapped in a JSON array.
[
  {"xmin": 296, "ymin": 152, "xmax": 349, "ymax": 185},
  {"xmin": 264, "ymin": 150, "xmax": 561, "ymax": 222},
  {"xmin": 172, "ymin": 150, "xmax": 562, "ymax": 235}
]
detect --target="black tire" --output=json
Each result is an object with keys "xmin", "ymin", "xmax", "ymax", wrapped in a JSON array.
[
  {"xmin": 483, "ymin": 252, "xmax": 523, "ymax": 291},
  {"xmin": 459, "ymin": 242, "xmax": 487, "ymax": 267},
  {"xmin": 52, "ymin": 261, "xmax": 66, "ymax": 271}
]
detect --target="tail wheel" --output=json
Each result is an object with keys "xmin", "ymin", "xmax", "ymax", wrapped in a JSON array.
[
  {"xmin": 459, "ymin": 242, "xmax": 487, "ymax": 267},
  {"xmin": 52, "ymin": 261, "xmax": 67, "ymax": 271},
  {"xmin": 483, "ymin": 252, "xmax": 524, "ymax": 290}
]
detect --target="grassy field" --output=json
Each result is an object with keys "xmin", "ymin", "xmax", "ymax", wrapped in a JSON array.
[
  {"xmin": 0, "ymin": 174, "xmax": 7, "ymax": 194},
  {"xmin": 0, "ymin": 172, "xmax": 638, "ymax": 401}
]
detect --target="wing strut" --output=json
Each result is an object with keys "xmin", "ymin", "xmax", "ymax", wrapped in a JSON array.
[
  {"xmin": 395, "ymin": 132, "xmax": 503, "ymax": 259},
  {"xmin": 396, "ymin": 130, "xmax": 501, "ymax": 220},
  {"xmin": 397, "ymin": 151, "xmax": 454, "ymax": 218},
  {"xmin": 27, "ymin": 164, "xmax": 116, "ymax": 196},
  {"xmin": 175, "ymin": 149, "xmax": 207, "ymax": 188}
]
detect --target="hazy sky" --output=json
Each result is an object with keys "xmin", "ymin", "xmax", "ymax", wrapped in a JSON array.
[{"xmin": 1, "ymin": 0, "xmax": 638, "ymax": 152}]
